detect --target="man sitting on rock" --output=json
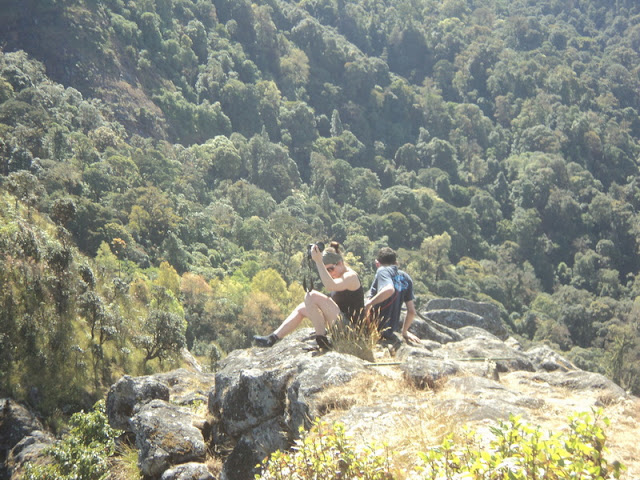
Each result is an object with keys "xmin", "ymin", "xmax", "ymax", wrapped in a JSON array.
[{"xmin": 365, "ymin": 246, "xmax": 421, "ymax": 348}]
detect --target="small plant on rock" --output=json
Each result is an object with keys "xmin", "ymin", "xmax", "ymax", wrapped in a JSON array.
[
  {"xmin": 256, "ymin": 420, "xmax": 396, "ymax": 480},
  {"xmin": 329, "ymin": 314, "xmax": 381, "ymax": 362},
  {"xmin": 23, "ymin": 400, "xmax": 122, "ymax": 480},
  {"xmin": 416, "ymin": 409, "xmax": 624, "ymax": 480}
]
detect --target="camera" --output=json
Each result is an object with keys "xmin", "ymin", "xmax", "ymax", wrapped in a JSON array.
[{"xmin": 307, "ymin": 241, "xmax": 324, "ymax": 259}]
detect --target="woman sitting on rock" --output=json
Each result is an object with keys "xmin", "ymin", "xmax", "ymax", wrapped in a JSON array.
[{"xmin": 253, "ymin": 241, "xmax": 364, "ymax": 350}]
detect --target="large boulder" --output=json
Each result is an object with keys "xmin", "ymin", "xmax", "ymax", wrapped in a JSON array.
[
  {"xmin": 209, "ymin": 329, "xmax": 371, "ymax": 480},
  {"xmin": 106, "ymin": 375, "xmax": 170, "ymax": 431},
  {"xmin": 512, "ymin": 370, "xmax": 627, "ymax": 399},
  {"xmin": 1, "ymin": 399, "xmax": 53, "ymax": 480},
  {"xmin": 422, "ymin": 298, "xmax": 508, "ymax": 339},
  {"xmin": 131, "ymin": 399, "xmax": 207, "ymax": 478},
  {"xmin": 433, "ymin": 376, "xmax": 545, "ymax": 421},
  {"xmin": 0, "ymin": 399, "xmax": 45, "ymax": 455},
  {"xmin": 396, "ymin": 347, "xmax": 462, "ymax": 389},
  {"xmin": 525, "ymin": 345, "xmax": 576, "ymax": 372},
  {"xmin": 6, "ymin": 430, "xmax": 55, "ymax": 480},
  {"xmin": 425, "ymin": 298, "xmax": 502, "ymax": 324},
  {"xmin": 407, "ymin": 315, "xmax": 462, "ymax": 345}
]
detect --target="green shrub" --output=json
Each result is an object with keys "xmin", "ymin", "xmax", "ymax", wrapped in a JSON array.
[
  {"xmin": 416, "ymin": 410, "xmax": 624, "ymax": 480},
  {"xmin": 256, "ymin": 420, "xmax": 396, "ymax": 480},
  {"xmin": 23, "ymin": 400, "xmax": 121, "ymax": 480},
  {"xmin": 257, "ymin": 411, "xmax": 624, "ymax": 480}
]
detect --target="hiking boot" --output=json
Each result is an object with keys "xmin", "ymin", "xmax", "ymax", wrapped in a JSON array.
[
  {"xmin": 253, "ymin": 333, "xmax": 279, "ymax": 347},
  {"xmin": 315, "ymin": 334, "xmax": 332, "ymax": 350}
]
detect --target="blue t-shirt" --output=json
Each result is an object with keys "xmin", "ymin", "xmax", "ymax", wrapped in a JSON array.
[{"xmin": 368, "ymin": 265, "xmax": 414, "ymax": 338}]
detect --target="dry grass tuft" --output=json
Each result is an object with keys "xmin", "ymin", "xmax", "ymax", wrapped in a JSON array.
[
  {"xmin": 108, "ymin": 442, "xmax": 142, "ymax": 480},
  {"xmin": 329, "ymin": 315, "xmax": 382, "ymax": 362},
  {"xmin": 205, "ymin": 451, "xmax": 224, "ymax": 478},
  {"xmin": 316, "ymin": 371, "xmax": 415, "ymax": 412}
]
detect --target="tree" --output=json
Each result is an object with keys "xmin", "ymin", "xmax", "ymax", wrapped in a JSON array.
[
  {"xmin": 280, "ymin": 101, "xmax": 318, "ymax": 171},
  {"xmin": 50, "ymin": 197, "xmax": 77, "ymax": 227},
  {"xmin": 190, "ymin": 135, "xmax": 244, "ymax": 187},
  {"xmin": 418, "ymin": 138, "xmax": 459, "ymax": 178},
  {"xmin": 6, "ymin": 171, "xmax": 43, "ymax": 213},
  {"xmin": 394, "ymin": 143, "xmax": 420, "ymax": 171},
  {"xmin": 255, "ymin": 80, "xmax": 282, "ymax": 140},
  {"xmin": 127, "ymin": 186, "xmax": 179, "ymax": 248},
  {"xmin": 279, "ymin": 46, "xmax": 310, "ymax": 98},
  {"xmin": 330, "ymin": 109, "xmax": 344, "ymax": 137},
  {"xmin": 247, "ymin": 133, "xmax": 301, "ymax": 202},
  {"xmin": 137, "ymin": 310, "xmax": 186, "ymax": 364},
  {"xmin": 420, "ymin": 232, "xmax": 453, "ymax": 284},
  {"xmin": 220, "ymin": 79, "xmax": 260, "ymax": 136},
  {"xmin": 250, "ymin": 268, "xmax": 289, "ymax": 310},
  {"xmin": 377, "ymin": 185, "xmax": 420, "ymax": 217},
  {"xmin": 234, "ymin": 216, "xmax": 272, "ymax": 251},
  {"xmin": 223, "ymin": 180, "xmax": 277, "ymax": 218},
  {"xmin": 470, "ymin": 190, "xmax": 503, "ymax": 240}
]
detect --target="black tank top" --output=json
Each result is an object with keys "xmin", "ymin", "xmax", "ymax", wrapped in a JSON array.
[{"xmin": 330, "ymin": 277, "xmax": 365, "ymax": 322}]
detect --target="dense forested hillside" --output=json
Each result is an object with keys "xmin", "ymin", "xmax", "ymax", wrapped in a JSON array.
[{"xmin": 2, "ymin": 0, "xmax": 640, "ymax": 415}]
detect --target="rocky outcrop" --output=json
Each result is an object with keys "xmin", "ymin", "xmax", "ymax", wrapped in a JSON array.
[
  {"xmin": 105, "ymin": 369, "xmax": 216, "ymax": 480},
  {"xmin": 98, "ymin": 306, "xmax": 631, "ymax": 480},
  {"xmin": 0, "ymin": 399, "xmax": 45, "ymax": 455},
  {"xmin": 209, "ymin": 330, "xmax": 369, "ymax": 480},
  {"xmin": 5, "ymin": 296, "xmax": 635, "ymax": 480}
]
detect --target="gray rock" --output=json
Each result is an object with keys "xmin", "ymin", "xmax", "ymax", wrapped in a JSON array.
[
  {"xmin": 210, "ymin": 330, "xmax": 368, "ymax": 437},
  {"xmin": 426, "ymin": 298, "xmax": 502, "ymax": 324},
  {"xmin": 521, "ymin": 371, "xmax": 626, "ymax": 398},
  {"xmin": 423, "ymin": 298, "xmax": 508, "ymax": 339},
  {"xmin": 221, "ymin": 418, "xmax": 288, "ymax": 480},
  {"xmin": 131, "ymin": 399, "xmax": 206, "ymax": 478},
  {"xmin": 106, "ymin": 375, "xmax": 170, "ymax": 431},
  {"xmin": 285, "ymin": 350, "xmax": 369, "ymax": 433},
  {"xmin": 210, "ymin": 360, "xmax": 294, "ymax": 438},
  {"xmin": 329, "ymin": 399, "xmax": 425, "ymax": 440},
  {"xmin": 435, "ymin": 332, "xmax": 535, "ymax": 374},
  {"xmin": 0, "ymin": 399, "xmax": 45, "ymax": 453},
  {"xmin": 525, "ymin": 345, "xmax": 575, "ymax": 372},
  {"xmin": 396, "ymin": 348, "xmax": 461, "ymax": 389},
  {"xmin": 434, "ymin": 376, "xmax": 545, "ymax": 421},
  {"xmin": 422, "ymin": 309, "xmax": 509, "ymax": 340},
  {"xmin": 409, "ymin": 315, "xmax": 462, "ymax": 344},
  {"xmin": 160, "ymin": 462, "xmax": 215, "ymax": 480},
  {"xmin": 209, "ymin": 329, "xmax": 370, "ymax": 480},
  {"xmin": 6, "ymin": 430, "xmax": 55, "ymax": 480}
]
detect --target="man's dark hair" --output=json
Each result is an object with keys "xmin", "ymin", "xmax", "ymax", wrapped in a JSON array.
[{"xmin": 376, "ymin": 247, "xmax": 397, "ymax": 265}]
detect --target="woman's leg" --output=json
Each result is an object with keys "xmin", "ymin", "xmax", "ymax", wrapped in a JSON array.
[
  {"xmin": 304, "ymin": 291, "xmax": 340, "ymax": 336},
  {"xmin": 273, "ymin": 302, "xmax": 308, "ymax": 339}
]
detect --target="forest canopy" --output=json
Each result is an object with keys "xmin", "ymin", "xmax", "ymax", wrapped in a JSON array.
[{"xmin": 1, "ymin": 0, "xmax": 640, "ymax": 414}]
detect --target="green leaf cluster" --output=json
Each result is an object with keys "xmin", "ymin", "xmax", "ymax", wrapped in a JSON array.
[
  {"xmin": 257, "ymin": 420, "xmax": 396, "ymax": 480},
  {"xmin": 257, "ymin": 411, "xmax": 625, "ymax": 480},
  {"xmin": 23, "ymin": 400, "xmax": 121, "ymax": 480},
  {"xmin": 416, "ymin": 410, "xmax": 624, "ymax": 480}
]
